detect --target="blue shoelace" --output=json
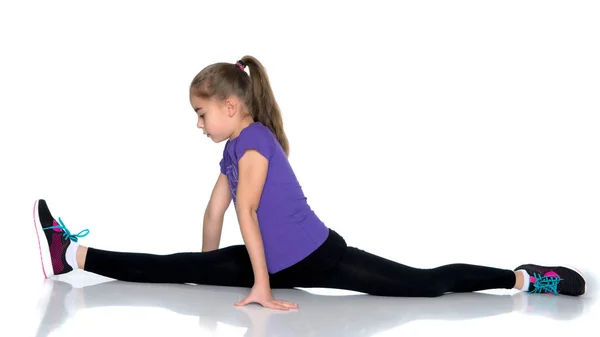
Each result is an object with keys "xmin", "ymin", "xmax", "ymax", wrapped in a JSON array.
[
  {"xmin": 529, "ymin": 272, "xmax": 561, "ymax": 295},
  {"xmin": 44, "ymin": 217, "xmax": 90, "ymax": 242}
]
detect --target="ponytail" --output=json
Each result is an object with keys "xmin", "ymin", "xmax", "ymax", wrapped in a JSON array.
[
  {"xmin": 240, "ymin": 56, "xmax": 290, "ymax": 157},
  {"xmin": 190, "ymin": 55, "xmax": 289, "ymax": 157}
]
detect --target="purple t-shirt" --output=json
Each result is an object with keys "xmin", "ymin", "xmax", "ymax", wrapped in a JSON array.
[{"xmin": 219, "ymin": 121, "xmax": 329, "ymax": 273}]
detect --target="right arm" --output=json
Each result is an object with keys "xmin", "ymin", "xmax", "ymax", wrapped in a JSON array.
[{"xmin": 202, "ymin": 173, "xmax": 232, "ymax": 252}]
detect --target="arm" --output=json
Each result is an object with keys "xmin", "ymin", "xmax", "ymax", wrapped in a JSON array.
[
  {"xmin": 235, "ymin": 149, "xmax": 270, "ymax": 286},
  {"xmin": 234, "ymin": 149, "xmax": 298, "ymax": 310},
  {"xmin": 202, "ymin": 172, "xmax": 232, "ymax": 252}
]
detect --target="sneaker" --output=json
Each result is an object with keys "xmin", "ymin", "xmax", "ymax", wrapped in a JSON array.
[
  {"xmin": 514, "ymin": 264, "xmax": 586, "ymax": 296},
  {"xmin": 33, "ymin": 199, "xmax": 89, "ymax": 278}
]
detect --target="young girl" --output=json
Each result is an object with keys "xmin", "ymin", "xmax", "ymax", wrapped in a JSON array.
[{"xmin": 32, "ymin": 55, "xmax": 587, "ymax": 311}]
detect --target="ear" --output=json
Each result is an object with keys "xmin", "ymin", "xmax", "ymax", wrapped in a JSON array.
[{"xmin": 224, "ymin": 97, "xmax": 239, "ymax": 117}]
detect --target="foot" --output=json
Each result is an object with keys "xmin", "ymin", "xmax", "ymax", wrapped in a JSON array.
[
  {"xmin": 33, "ymin": 199, "xmax": 89, "ymax": 278},
  {"xmin": 514, "ymin": 264, "xmax": 586, "ymax": 296}
]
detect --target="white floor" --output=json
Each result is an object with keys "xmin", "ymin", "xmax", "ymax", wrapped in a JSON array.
[{"xmin": 8, "ymin": 268, "xmax": 597, "ymax": 337}]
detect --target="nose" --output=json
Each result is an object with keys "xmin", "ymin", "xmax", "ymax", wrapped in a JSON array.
[{"xmin": 197, "ymin": 124, "xmax": 207, "ymax": 135}]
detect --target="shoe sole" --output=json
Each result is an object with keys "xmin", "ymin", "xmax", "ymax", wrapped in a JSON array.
[{"xmin": 33, "ymin": 199, "xmax": 53, "ymax": 278}]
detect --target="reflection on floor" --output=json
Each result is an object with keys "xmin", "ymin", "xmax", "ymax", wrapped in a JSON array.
[{"xmin": 30, "ymin": 271, "xmax": 597, "ymax": 337}]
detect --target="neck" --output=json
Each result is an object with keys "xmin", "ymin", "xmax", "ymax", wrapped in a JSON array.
[{"xmin": 230, "ymin": 115, "xmax": 255, "ymax": 140}]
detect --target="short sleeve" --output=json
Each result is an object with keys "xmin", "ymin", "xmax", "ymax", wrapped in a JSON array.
[{"xmin": 234, "ymin": 125, "xmax": 274, "ymax": 162}]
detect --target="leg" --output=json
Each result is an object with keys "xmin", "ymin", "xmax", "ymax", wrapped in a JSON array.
[
  {"xmin": 312, "ymin": 246, "xmax": 517, "ymax": 297},
  {"xmin": 79, "ymin": 245, "xmax": 256, "ymax": 287},
  {"xmin": 279, "ymin": 230, "xmax": 585, "ymax": 297},
  {"xmin": 35, "ymin": 198, "xmax": 257, "ymax": 287}
]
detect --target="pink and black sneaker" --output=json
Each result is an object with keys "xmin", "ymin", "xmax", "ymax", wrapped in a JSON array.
[
  {"xmin": 515, "ymin": 264, "xmax": 586, "ymax": 296},
  {"xmin": 33, "ymin": 199, "xmax": 89, "ymax": 278}
]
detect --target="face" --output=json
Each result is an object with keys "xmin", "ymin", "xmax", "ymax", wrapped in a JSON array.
[{"xmin": 190, "ymin": 95, "xmax": 232, "ymax": 143}]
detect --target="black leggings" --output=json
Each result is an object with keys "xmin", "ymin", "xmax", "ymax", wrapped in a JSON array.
[{"xmin": 84, "ymin": 229, "xmax": 516, "ymax": 297}]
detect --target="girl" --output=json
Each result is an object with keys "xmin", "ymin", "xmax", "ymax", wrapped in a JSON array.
[{"xmin": 32, "ymin": 55, "xmax": 587, "ymax": 311}]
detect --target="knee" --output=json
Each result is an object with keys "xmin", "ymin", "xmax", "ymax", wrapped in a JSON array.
[
  {"xmin": 406, "ymin": 273, "xmax": 447, "ymax": 297},
  {"xmin": 368, "ymin": 282, "xmax": 446, "ymax": 298},
  {"xmin": 369, "ymin": 288, "xmax": 445, "ymax": 297},
  {"xmin": 419, "ymin": 288, "xmax": 446, "ymax": 297},
  {"xmin": 420, "ymin": 275, "xmax": 448, "ymax": 297}
]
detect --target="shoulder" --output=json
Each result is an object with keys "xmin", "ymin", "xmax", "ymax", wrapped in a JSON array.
[
  {"xmin": 233, "ymin": 122, "xmax": 275, "ymax": 161},
  {"xmin": 239, "ymin": 122, "xmax": 272, "ymax": 140}
]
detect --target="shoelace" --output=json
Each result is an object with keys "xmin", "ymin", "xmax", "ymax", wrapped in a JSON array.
[
  {"xmin": 530, "ymin": 272, "xmax": 561, "ymax": 295},
  {"xmin": 44, "ymin": 217, "xmax": 90, "ymax": 242}
]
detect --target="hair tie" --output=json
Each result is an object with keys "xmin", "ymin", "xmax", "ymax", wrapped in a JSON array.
[{"xmin": 236, "ymin": 60, "xmax": 247, "ymax": 71}]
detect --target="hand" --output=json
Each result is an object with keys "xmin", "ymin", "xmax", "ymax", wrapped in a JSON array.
[{"xmin": 235, "ymin": 283, "xmax": 298, "ymax": 311}]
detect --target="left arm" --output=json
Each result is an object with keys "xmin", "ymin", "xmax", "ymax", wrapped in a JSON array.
[
  {"xmin": 235, "ymin": 149, "xmax": 270, "ymax": 287},
  {"xmin": 234, "ymin": 149, "xmax": 297, "ymax": 311}
]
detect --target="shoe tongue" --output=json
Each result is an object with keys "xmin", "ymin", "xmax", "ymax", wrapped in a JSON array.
[
  {"xmin": 52, "ymin": 220, "xmax": 62, "ymax": 232},
  {"xmin": 545, "ymin": 271, "xmax": 560, "ymax": 278}
]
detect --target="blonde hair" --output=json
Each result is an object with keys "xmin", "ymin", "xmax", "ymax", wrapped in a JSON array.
[{"xmin": 190, "ymin": 55, "xmax": 290, "ymax": 157}]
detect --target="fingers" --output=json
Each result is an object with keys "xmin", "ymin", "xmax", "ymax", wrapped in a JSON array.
[
  {"xmin": 273, "ymin": 300, "xmax": 298, "ymax": 309},
  {"xmin": 234, "ymin": 298, "xmax": 250, "ymax": 306},
  {"xmin": 234, "ymin": 297, "xmax": 298, "ymax": 311},
  {"xmin": 265, "ymin": 301, "xmax": 290, "ymax": 311}
]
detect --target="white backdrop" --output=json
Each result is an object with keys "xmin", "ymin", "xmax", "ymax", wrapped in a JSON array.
[{"xmin": 1, "ymin": 0, "xmax": 598, "ymax": 313}]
